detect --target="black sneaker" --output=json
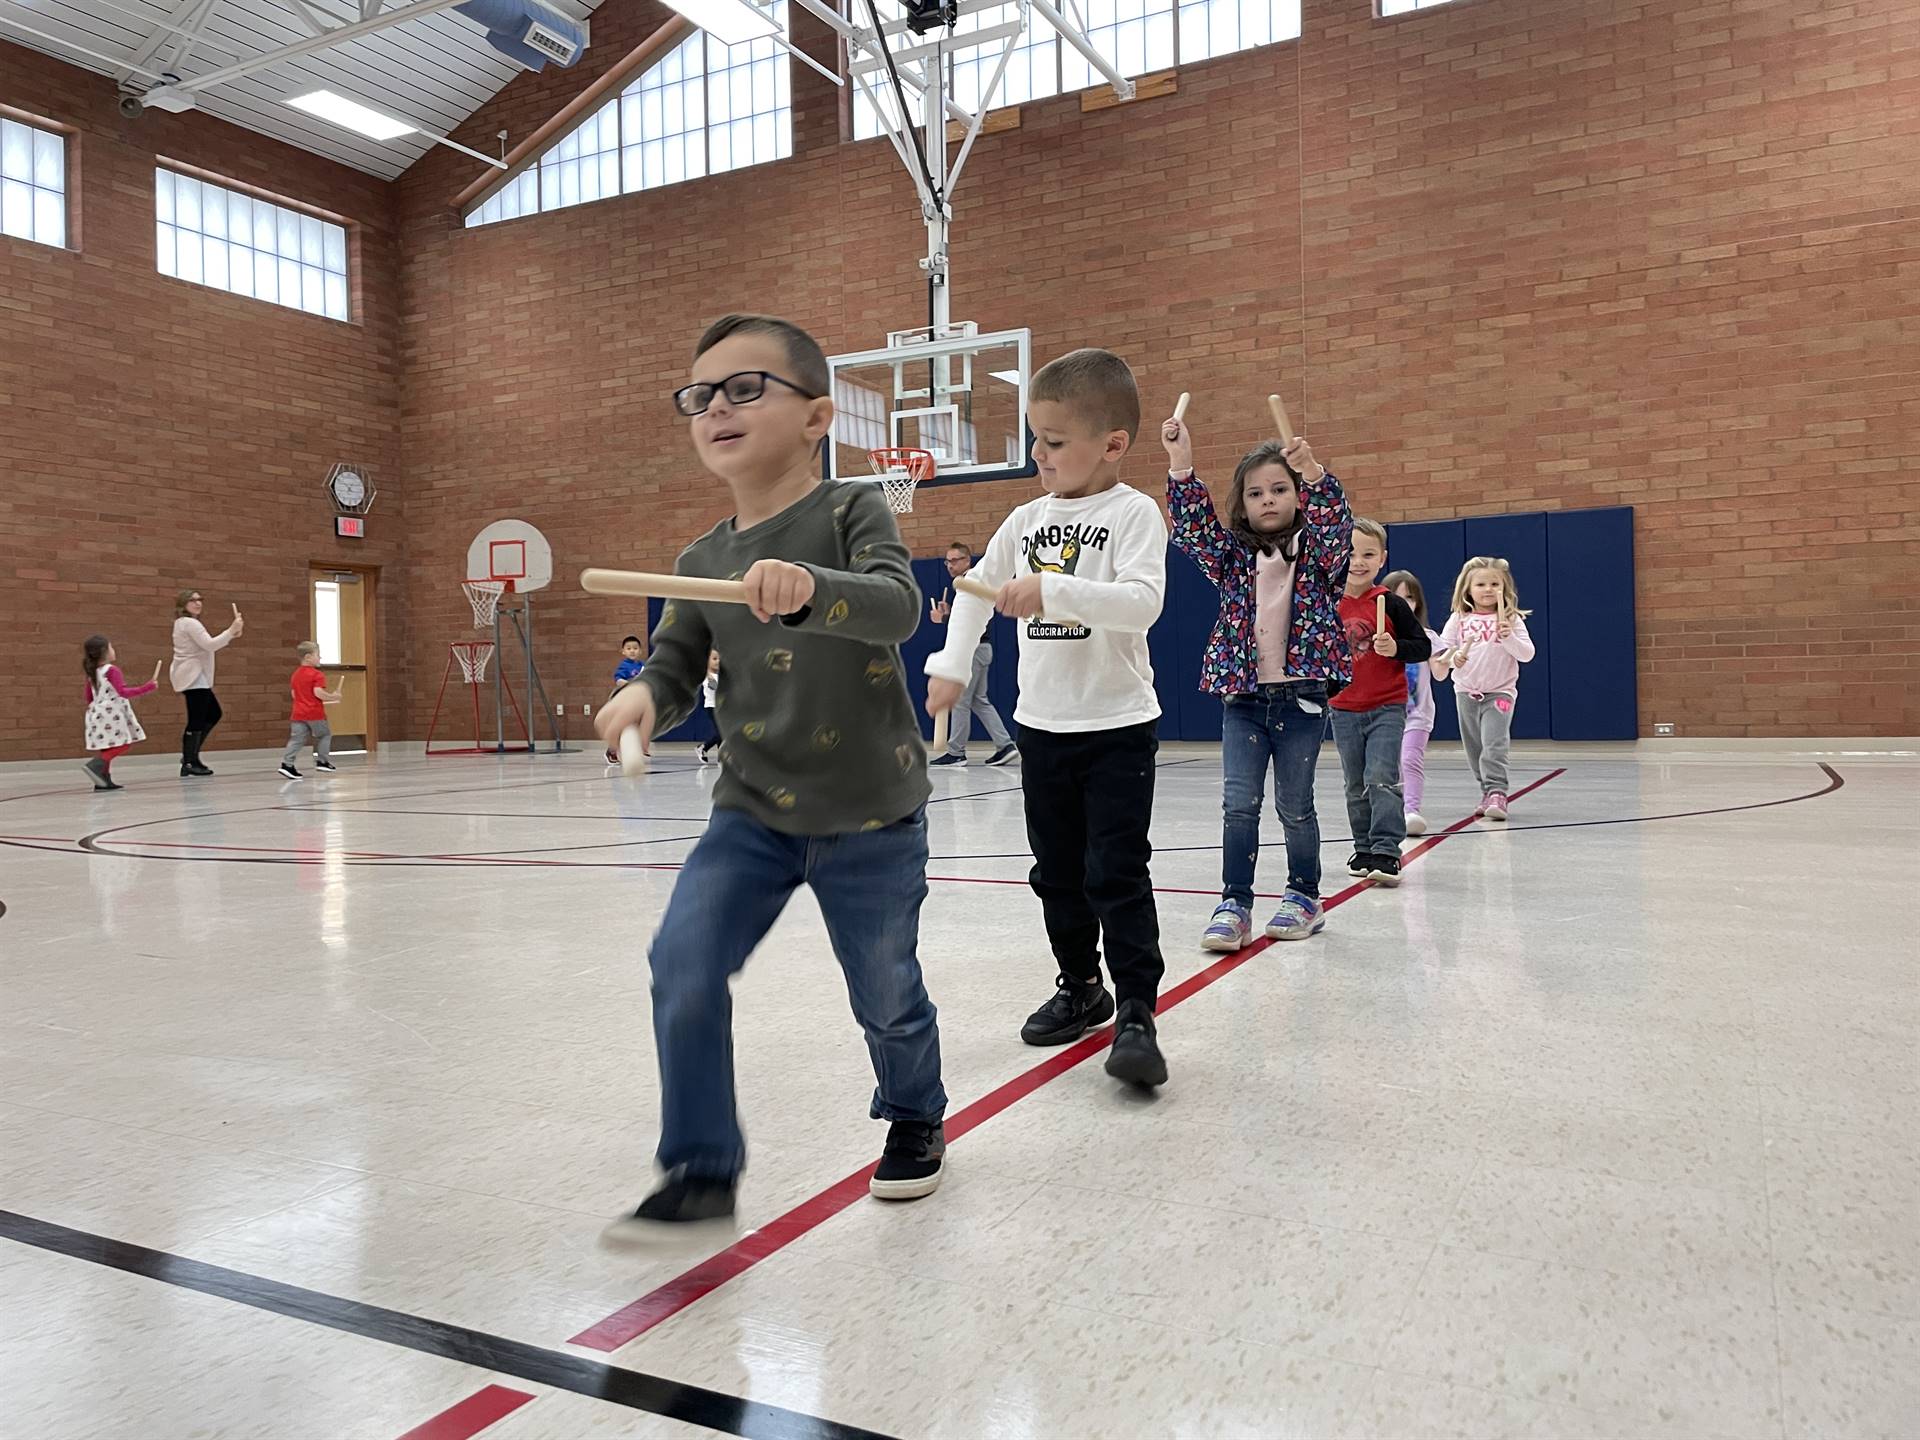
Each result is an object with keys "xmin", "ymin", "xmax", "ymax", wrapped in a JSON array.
[
  {"xmin": 82, "ymin": 758, "xmax": 110, "ymax": 790},
  {"xmin": 1104, "ymin": 998, "xmax": 1168, "ymax": 1088},
  {"xmin": 1020, "ymin": 973, "xmax": 1115, "ymax": 1046},
  {"xmin": 314, "ymin": 759, "xmax": 337, "ymax": 772},
  {"xmin": 1366, "ymin": 853, "xmax": 1402, "ymax": 887},
  {"xmin": 277, "ymin": 763, "xmax": 303, "ymax": 780},
  {"xmin": 1347, "ymin": 851, "xmax": 1371, "ymax": 878},
  {"xmin": 630, "ymin": 1168, "xmax": 737, "ymax": 1223},
  {"xmin": 985, "ymin": 744, "xmax": 1018, "ymax": 767},
  {"xmin": 870, "ymin": 1119, "xmax": 946, "ymax": 1201},
  {"xmin": 929, "ymin": 753, "xmax": 967, "ymax": 768}
]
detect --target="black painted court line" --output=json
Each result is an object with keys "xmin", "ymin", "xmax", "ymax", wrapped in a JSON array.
[
  {"xmin": 920, "ymin": 762, "xmax": 1847, "ymax": 860},
  {"xmin": 0, "ymin": 1209, "xmax": 894, "ymax": 1440}
]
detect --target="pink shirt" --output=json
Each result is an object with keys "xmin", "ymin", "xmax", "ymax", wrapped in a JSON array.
[
  {"xmin": 1253, "ymin": 549, "xmax": 1297, "ymax": 684},
  {"xmin": 85, "ymin": 664, "xmax": 158, "ymax": 703},
  {"xmin": 1439, "ymin": 612, "xmax": 1536, "ymax": 696}
]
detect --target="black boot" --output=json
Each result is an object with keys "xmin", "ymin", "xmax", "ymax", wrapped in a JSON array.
[{"xmin": 182, "ymin": 731, "xmax": 214, "ymax": 777}]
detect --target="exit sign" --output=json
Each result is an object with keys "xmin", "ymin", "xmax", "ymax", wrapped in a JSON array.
[{"xmin": 336, "ymin": 515, "xmax": 366, "ymax": 538}]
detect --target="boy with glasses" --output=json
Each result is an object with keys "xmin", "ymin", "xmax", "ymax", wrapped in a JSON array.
[{"xmin": 595, "ymin": 314, "xmax": 948, "ymax": 1221}]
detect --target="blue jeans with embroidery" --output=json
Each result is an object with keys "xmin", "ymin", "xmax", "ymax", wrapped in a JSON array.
[
  {"xmin": 648, "ymin": 805, "xmax": 945, "ymax": 1182},
  {"xmin": 1220, "ymin": 682, "xmax": 1329, "ymax": 904}
]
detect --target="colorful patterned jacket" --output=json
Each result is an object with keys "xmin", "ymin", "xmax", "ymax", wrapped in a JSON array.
[{"xmin": 1166, "ymin": 468, "xmax": 1354, "ymax": 696}]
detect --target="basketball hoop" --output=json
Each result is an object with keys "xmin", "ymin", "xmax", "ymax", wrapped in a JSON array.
[
  {"xmin": 867, "ymin": 447, "xmax": 937, "ymax": 514},
  {"xmin": 451, "ymin": 640, "xmax": 495, "ymax": 684},
  {"xmin": 463, "ymin": 579, "xmax": 505, "ymax": 629}
]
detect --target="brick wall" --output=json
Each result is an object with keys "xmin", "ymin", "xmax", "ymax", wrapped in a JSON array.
[
  {"xmin": 0, "ymin": 42, "xmax": 404, "ymax": 763},
  {"xmin": 5, "ymin": 0, "xmax": 1914, "ymax": 758},
  {"xmin": 392, "ymin": 0, "xmax": 1918, "ymax": 738}
]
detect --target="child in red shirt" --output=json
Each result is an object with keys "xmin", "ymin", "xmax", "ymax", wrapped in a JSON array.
[
  {"xmin": 280, "ymin": 642, "xmax": 342, "ymax": 781},
  {"xmin": 1329, "ymin": 519, "xmax": 1431, "ymax": 885}
]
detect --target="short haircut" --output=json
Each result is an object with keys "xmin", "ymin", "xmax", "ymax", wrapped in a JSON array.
[
  {"xmin": 621, "ymin": 635, "xmax": 642, "ymax": 647},
  {"xmin": 1031, "ymin": 347, "xmax": 1140, "ymax": 441},
  {"xmin": 945, "ymin": 540, "xmax": 972, "ymax": 555},
  {"xmin": 693, "ymin": 314, "xmax": 830, "ymax": 398},
  {"xmin": 1352, "ymin": 517, "xmax": 1388, "ymax": 548},
  {"xmin": 297, "ymin": 641, "xmax": 319, "ymax": 657}
]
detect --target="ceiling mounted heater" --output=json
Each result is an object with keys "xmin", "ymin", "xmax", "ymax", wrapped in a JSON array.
[{"xmin": 454, "ymin": 0, "xmax": 589, "ymax": 71}]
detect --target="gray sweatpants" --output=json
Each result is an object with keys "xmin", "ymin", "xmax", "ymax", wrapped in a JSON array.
[
  {"xmin": 283, "ymin": 720, "xmax": 332, "ymax": 766},
  {"xmin": 1456, "ymin": 692, "xmax": 1514, "ymax": 796},
  {"xmin": 947, "ymin": 641, "xmax": 1011, "ymax": 756}
]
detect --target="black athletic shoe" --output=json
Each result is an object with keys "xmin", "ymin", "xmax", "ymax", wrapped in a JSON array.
[
  {"xmin": 1020, "ymin": 973, "xmax": 1115, "ymax": 1046},
  {"xmin": 985, "ymin": 744, "xmax": 1018, "ymax": 767},
  {"xmin": 630, "ymin": 1168, "xmax": 738, "ymax": 1223},
  {"xmin": 314, "ymin": 759, "xmax": 337, "ymax": 772},
  {"xmin": 1347, "ymin": 851, "xmax": 1371, "ymax": 878},
  {"xmin": 1366, "ymin": 853, "xmax": 1402, "ymax": 887},
  {"xmin": 83, "ymin": 758, "xmax": 110, "ymax": 790},
  {"xmin": 277, "ymin": 763, "xmax": 303, "ymax": 781},
  {"xmin": 929, "ymin": 752, "xmax": 967, "ymax": 768},
  {"xmin": 1104, "ymin": 998, "xmax": 1168, "ymax": 1088},
  {"xmin": 870, "ymin": 1119, "xmax": 946, "ymax": 1201}
]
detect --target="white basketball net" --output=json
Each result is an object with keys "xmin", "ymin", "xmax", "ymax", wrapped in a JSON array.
[
  {"xmin": 463, "ymin": 580, "xmax": 504, "ymax": 628},
  {"xmin": 452, "ymin": 643, "xmax": 494, "ymax": 685},
  {"xmin": 867, "ymin": 449, "xmax": 935, "ymax": 514}
]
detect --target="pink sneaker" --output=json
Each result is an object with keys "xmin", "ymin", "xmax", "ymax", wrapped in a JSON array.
[{"xmin": 1483, "ymin": 792, "xmax": 1509, "ymax": 821}]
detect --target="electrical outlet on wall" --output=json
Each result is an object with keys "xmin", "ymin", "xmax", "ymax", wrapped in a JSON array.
[{"xmin": 1653, "ymin": 722, "xmax": 1676, "ymax": 736}]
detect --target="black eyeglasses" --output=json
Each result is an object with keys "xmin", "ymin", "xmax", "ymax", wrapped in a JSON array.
[{"xmin": 673, "ymin": 370, "xmax": 819, "ymax": 418}]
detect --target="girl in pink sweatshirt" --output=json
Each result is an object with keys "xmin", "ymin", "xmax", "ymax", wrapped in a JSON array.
[
  {"xmin": 1437, "ymin": 558, "xmax": 1536, "ymax": 821},
  {"xmin": 82, "ymin": 634, "xmax": 162, "ymax": 791}
]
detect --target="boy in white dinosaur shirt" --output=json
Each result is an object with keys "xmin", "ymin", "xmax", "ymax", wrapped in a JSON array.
[{"xmin": 926, "ymin": 348, "xmax": 1171, "ymax": 1088}]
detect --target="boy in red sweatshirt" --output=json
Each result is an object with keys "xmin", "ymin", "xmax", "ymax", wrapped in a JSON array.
[{"xmin": 1329, "ymin": 519, "xmax": 1432, "ymax": 886}]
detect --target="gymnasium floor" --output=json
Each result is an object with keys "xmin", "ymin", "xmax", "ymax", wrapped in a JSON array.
[{"xmin": 0, "ymin": 741, "xmax": 1913, "ymax": 1440}]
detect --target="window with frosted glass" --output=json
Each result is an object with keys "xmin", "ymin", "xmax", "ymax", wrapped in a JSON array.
[
  {"xmin": 155, "ymin": 169, "xmax": 350, "ymax": 322},
  {"xmin": 851, "ymin": 0, "xmax": 1301, "ymax": 140},
  {"xmin": 1, "ymin": 116, "xmax": 67, "ymax": 249},
  {"xmin": 464, "ymin": 3, "xmax": 792, "ymax": 228}
]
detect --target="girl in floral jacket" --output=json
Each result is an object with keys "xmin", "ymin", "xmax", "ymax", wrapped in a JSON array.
[{"xmin": 1160, "ymin": 410, "xmax": 1353, "ymax": 948}]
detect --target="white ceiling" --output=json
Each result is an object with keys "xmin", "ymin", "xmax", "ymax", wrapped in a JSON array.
[{"xmin": 0, "ymin": 0, "xmax": 607, "ymax": 178}]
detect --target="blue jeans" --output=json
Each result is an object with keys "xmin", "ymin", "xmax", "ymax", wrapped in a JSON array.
[
  {"xmin": 1329, "ymin": 704, "xmax": 1408, "ymax": 856},
  {"xmin": 1220, "ymin": 682, "xmax": 1330, "ymax": 905},
  {"xmin": 648, "ymin": 805, "xmax": 946, "ymax": 1181}
]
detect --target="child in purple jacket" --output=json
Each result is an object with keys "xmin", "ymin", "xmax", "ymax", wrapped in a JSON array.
[{"xmin": 1160, "ymin": 409, "xmax": 1353, "ymax": 948}]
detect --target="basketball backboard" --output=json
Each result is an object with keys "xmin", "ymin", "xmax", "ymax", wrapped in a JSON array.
[
  {"xmin": 466, "ymin": 519, "xmax": 553, "ymax": 591},
  {"xmin": 825, "ymin": 324, "xmax": 1035, "ymax": 488}
]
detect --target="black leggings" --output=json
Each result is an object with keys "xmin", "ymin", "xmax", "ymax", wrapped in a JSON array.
[{"xmin": 183, "ymin": 688, "xmax": 223, "ymax": 740}]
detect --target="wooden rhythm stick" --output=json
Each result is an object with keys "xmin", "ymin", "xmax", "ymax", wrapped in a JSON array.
[
  {"xmin": 1376, "ymin": 592, "xmax": 1387, "ymax": 636},
  {"xmin": 1267, "ymin": 393, "xmax": 1295, "ymax": 443},
  {"xmin": 580, "ymin": 568, "xmax": 747, "ymax": 604},
  {"xmin": 952, "ymin": 574, "xmax": 997, "ymax": 604},
  {"xmin": 582, "ymin": 567, "xmax": 965, "ymax": 768},
  {"xmin": 1173, "ymin": 391, "xmax": 1191, "ymax": 422},
  {"xmin": 580, "ymin": 568, "xmax": 751, "ymax": 775}
]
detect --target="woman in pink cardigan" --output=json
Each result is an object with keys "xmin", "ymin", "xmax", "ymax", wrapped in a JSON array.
[{"xmin": 171, "ymin": 588, "xmax": 244, "ymax": 777}]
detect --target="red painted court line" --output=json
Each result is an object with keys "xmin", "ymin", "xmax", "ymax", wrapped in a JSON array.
[
  {"xmin": 393, "ymin": 1385, "xmax": 535, "ymax": 1440},
  {"xmin": 567, "ymin": 768, "xmax": 1566, "ymax": 1355}
]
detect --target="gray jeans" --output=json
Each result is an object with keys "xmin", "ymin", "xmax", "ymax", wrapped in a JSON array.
[
  {"xmin": 947, "ymin": 642, "xmax": 1011, "ymax": 756},
  {"xmin": 283, "ymin": 720, "xmax": 332, "ymax": 765},
  {"xmin": 1457, "ymin": 692, "xmax": 1514, "ymax": 796}
]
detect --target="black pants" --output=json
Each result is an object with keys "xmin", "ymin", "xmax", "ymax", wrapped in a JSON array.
[
  {"xmin": 1018, "ymin": 719, "xmax": 1164, "ymax": 1009},
  {"xmin": 183, "ymin": 688, "xmax": 222, "ymax": 743}
]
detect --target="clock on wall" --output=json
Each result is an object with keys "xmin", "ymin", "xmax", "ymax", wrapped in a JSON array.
[{"xmin": 326, "ymin": 463, "xmax": 376, "ymax": 515}]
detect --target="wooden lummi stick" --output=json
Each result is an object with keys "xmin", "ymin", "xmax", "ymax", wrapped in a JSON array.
[
  {"xmin": 580, "ymin": 568, "xmax": 756, "ymax": 775},
  {"xmin": 1267, "ymin": 393, "xmax": 1295, "ymax": 443},
  {"xmin": 1376, "ymin": 592, "xmax": 1387, "ymax": 637},
  {"xmin": 1173, "ymin": 391, "xmax": 1190, "ymax": 422}
]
